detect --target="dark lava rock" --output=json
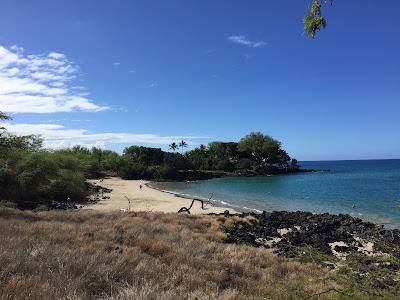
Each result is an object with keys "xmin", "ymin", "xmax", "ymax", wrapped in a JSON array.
[
  {"xmin": 373, "ymin": 277, "xmax": 396, "ymax": 289},
  {"xmin": 51, "ymin": 201, "xmax": 78, "ymax": 210},
  {"xmin": 220, "ymin": 210, "xmax": 400, "ymax": 258}
]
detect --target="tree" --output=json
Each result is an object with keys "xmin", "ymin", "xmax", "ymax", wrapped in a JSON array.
[
  {"xmin": 157, "ymin": 164, "xmax": 178, "ymax": 180},
  {"xmin": 206, "ymin": 142, "xmax": 239, "ymax": 171},
  {"xmin": 0, "ymin": 112, "xmax": 11, "ymax": 120},
  {"xmin": 17, "ymin": 153, "xmax": 58, "ymax": 203},
  {"xmin": 237, "ymin": 132, "xmax": 285, "ymax": 169},
  {"xmin": 185, "ymin": 146, "xmax": 209, "ymax": 170},
  {"xmin": 4, "ymin": 134, "xmax": 43, "ymax": 152},
  {"xmin": 0, "ymin": 112, "xmax": 11, "ymax": 143},
  {"xmin": 0, "ymin": 112, "xmax": 43, "ymax": 153},
  {"xmin": 48, "ymin": 169, "xmax": 87, "ymax": 202},
  {"xmin": 275, "ymin": 149, "xmax": 291, "ymax": 168},
  {"xmin": 304, "ymin": 0, "xmax": 332, "ymax": 38},
  {"xmin": 163, "ymin": 152, "xmax": 193, "ymax": 171},
  {"xmin": 178, "ymin": 140, "xmax": 188, "ymax": 153},
  {"xmin": 123, "ymin": 146, "xmax": 164, "ymax": 166},
  {"xmin": 169, "ymin": 142, "xmax": 178, "ymax": 152},
  {"xmin": 117, "ymin": 157, "xmax": 148, "ymax": 180},
  {"xmin": 291, "ymin": 158, "xmax": 300, "ymax": 170}
]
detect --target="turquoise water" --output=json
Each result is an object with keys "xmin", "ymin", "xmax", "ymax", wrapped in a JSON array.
[{"xmin": 154, "ymin": 160, "xmax": 400, "ymax": 227}]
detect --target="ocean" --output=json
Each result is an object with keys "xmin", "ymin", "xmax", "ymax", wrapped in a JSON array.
[{"xmin": 153, "ymin": 160, "xmax": 400, "ymax": 227}]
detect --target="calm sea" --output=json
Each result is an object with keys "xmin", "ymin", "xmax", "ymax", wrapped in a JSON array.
[{"xmin": 154, "ymin": 160, "xmax": 400, "ymax": 227}]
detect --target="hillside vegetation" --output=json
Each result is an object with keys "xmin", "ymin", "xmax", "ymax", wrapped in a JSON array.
[{"xmin": 1, "ymin": 112, "xmax": 300, "ymax": 210}]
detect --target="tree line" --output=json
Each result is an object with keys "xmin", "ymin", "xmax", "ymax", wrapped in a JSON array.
[{"xmin": 1, "ymin": 112, "xmax": 299, "ymax": 210}]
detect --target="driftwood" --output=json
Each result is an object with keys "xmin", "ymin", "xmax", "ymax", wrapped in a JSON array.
[
  {"xmin": 178, "ymin": 199, "xmax": 205, "ymax": 214},
  {"xmin": 204, "ymin": 193, "xmax": 213, "ymax": 208},
  {"xmin": 124, "ymin": 196, "xmax": 132, "ymax": 211},
  {"xmin": 178, "ymin": 194, "xmax": 214, "ymax": 214}
]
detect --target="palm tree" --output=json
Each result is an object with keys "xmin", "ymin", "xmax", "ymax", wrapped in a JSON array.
[
  {"xmin": 178, "ymin": 140, "xmax": 188, "ymax": 153},
  {"xmin": 199, "ymin": 144, "xmax": 206, "ymax": 152},
  {"xmin": 169, "ymin": 142, "xmax": 178, "ymax": 152}
]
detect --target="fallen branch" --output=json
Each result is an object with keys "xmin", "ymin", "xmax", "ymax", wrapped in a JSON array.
[
  {"xmin": 124, "ymin": 196, "xmax": 132, "ymax": 211},
  {"xmin": 204, "ymin": 193, "xmax": 214, "ymax": 208},
  {"xmin": 178, "ymin": 199, "xmax": 206, "ymax": 214}
]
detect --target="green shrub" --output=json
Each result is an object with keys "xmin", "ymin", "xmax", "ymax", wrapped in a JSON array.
[
  {"xmin": 33, "ymin": 204, "xmax": 49, "ymax": 212},
  {"xmin": 48, "ymin": 169, "xmax": 88, "ymax": 202},
  {"xmin": 118, "ymin": 160, "xmax": 148, "ymax": 180},
  {"xmin": 237, "ymin": 158, "xmax": 253, "ymax": 170},
  {"xmin": 157, "ymin": 164, "xmax": 178, "ymax": 180},
  {"xmin": 215, "ymin": 159, "xmax": 234, "ymax": 172},
  {"xmin": 1, "ymin": 150, "xmax": 90, "ymax": 208},
  {"xmin": 0, "ymin": 201, "xmax": 17, "ymax": 208},
  {"xmin": 163, "ymin": 152, "xmax": 193, "ymax": 170}
]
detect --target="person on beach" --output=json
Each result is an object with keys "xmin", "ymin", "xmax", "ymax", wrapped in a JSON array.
[{"xmin": 139, "ymin": 184, "xmax": 142, "ymax": 190}]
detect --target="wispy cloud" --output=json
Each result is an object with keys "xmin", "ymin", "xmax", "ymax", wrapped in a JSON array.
[
  {"xmin": 1, "ymin": 122, "xmax": 206, "ymax": 149},
  {"xmin": 112, "ymin": 62, "xmax": 121, "ymax": 66},
  {"xmin": 228, "ymin": 35, "xmax": 266, "ymax": 48},
  {"xmin": 149, "ymin": 81, "xmax": 158, "ymax": 88},
  {"xmin": 0, "ymin": 45, "xmax": 109, "ymax": 113}
]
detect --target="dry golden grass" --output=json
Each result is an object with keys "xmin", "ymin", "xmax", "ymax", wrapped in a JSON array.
[
  {"xmin": 219, "ymin": 215, "xmax": 259, "ymax": 232},
  {"xmin": 0, "ymin": 208, "xmax": 337, "ymax": 300}
]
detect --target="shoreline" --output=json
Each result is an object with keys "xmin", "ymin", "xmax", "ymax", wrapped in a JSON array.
[
  {"xmin": 83, "ymin": 177, "xmax": 237, "ymax": 214},
  {"xmin": 83, "ymin": 177, "xmax": 396, "ymax": 228},
  {"xmin": 151, "ymin": 179, "xmax": 398, "ymax": 229},
  {"xmin": 146, "ymin": 181, "xmax": 251, "ymax": 213},
  {"xmin": 158, "ymin": 186, "xmax": 395, "ymax": 228}
]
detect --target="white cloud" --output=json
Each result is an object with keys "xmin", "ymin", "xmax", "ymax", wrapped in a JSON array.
[
  {"xmin": 48, "ymin": 52, "xmax": 65, "ymax": 60},
  {"xmin": 0, "ymin": 45, "xmax": 109, "ymax": 113},
  {"xmin": 228, "ymin": 35, "xmax": 266, "ymax": 48},
  {"xmin": 112, "ymin": 62, "xmax": 120, "ymax": 66},
  {"xmin": 1, "ymin": 122, "xmax": 206, "ymax": 149},
  {"xmin": 149, "ymin": 81, "xmax": 158, "ymax": 88}
]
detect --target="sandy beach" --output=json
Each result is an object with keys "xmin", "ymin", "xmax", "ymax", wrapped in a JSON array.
[{"xmin": 84, "ymin": 177, "xmax": 236, "ymax": 214}]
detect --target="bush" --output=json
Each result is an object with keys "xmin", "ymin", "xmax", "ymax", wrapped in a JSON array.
[
  {"xmin": 163, "ymin": 152, "xmax": 193, "ymax": 170},
  {"xmin": 215, "ymin": 159, "xmax": 235, "ymax": 172},
  {"xmin": 33, "ymin": 204, "xmax": 48, "ymax": 212},
  {"xmin": 157, "ymin": 164, "xmax": 178, "ymax": 180},
  {"xmin": 48, "ymin": 170, "xmax": 88, "ymax": 202},
  {"xmin": 1, "ymin": 151, "xmax": 90, "ymax": 208},
  {"xmin": 17, "ymin": 152, "xmax": 58, "ymax": 202},
  {"xmin": 118, "ymin": 159, "xmax": 148, "ymax": 180},
  {"xmin": 237, "ymin": 158, "xmax": 253, "ymax": 170},
  {"xmin": 0, "ymin": 168, "xmax": 17, "ymax": 200},
  {"xmin": 0, "ymin": 200, "xmax": 17, "ymax": 208}
]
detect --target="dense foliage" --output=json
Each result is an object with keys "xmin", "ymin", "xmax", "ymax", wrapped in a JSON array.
[
  {"xmin": 1, "ymin": 112, "xmax": 300, "ymax": 209},
  {"xmin": 117, "ymin": 133, "xmax": 300, "ymax": 180},
  {"xmin": 304, "ymin": 0, "xmax": 332, "ymax": 38},
  {"xmin": 186, "ymin": 133, "xmax": 299, "ymax": 174}
]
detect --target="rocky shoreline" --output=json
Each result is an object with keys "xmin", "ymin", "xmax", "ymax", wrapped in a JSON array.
[
  {"xmin": 220, "ymin": 211, "xmax": 400, "ymax": 257},
  {"xmin": 215, "ymin": 210, "xmax": 400, "ymax": 293}
]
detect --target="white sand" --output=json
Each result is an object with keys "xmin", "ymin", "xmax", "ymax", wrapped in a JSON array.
[{"xmin": 83, "ymin": 177, "xmax": 237, "ymax": 215}]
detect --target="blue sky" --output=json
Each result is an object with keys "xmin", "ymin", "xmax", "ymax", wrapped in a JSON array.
[{"xmin": 0, "ymin": 0, "xmax": 399, "ymax": 160}]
